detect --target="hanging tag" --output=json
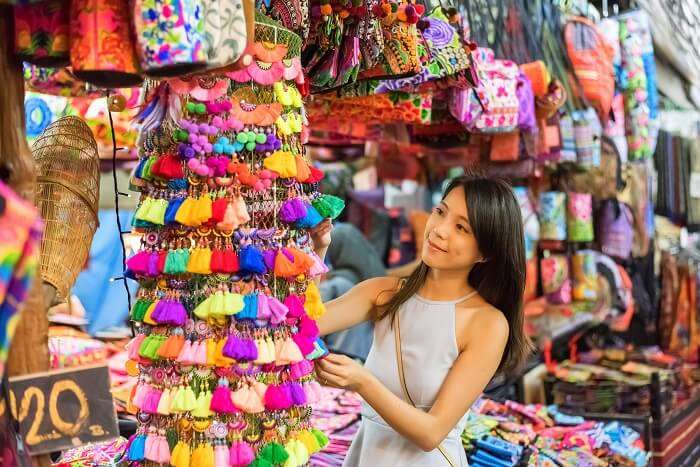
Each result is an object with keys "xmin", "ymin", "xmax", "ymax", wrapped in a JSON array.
[{"xmin": 689, "ymin": 172, "xmax": 700, "ymax": 199}]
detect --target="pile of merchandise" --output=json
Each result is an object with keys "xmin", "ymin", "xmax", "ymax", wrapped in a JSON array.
[{"xmin": 463, "ymin": 399, "xmax": 650, "ymax": 466}]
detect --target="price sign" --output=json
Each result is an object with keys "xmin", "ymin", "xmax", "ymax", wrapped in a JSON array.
[{"xmin": 0, "ymin": 364, "xmax": 118, "ymax": 455}]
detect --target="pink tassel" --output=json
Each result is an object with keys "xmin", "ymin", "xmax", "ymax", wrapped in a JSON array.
[
  {"xmin": 127, "ymin": 334, "xmax": 146, "ymax": 361},
  {"xmin": 290, "ymin": 359, "xmax": 314, "ymax": 380},
  {"xmin": 144, "ymin": 433, "xmax": 157, "ymax": 461},
  {"xmin": 215, "ymin": 444, "xmax": 230, "ymax": 467},
  {"xmin": 143, "ymin": 387, "xmax": 162, "ymax": 414},
  {"xmin": 268, "ymin": 297, "xmax": 289, "ymax": 325},
  {"xmin": 304, "ymin": 381, "xmax": 324, "ymax": 404},
  {"xmin": 264, "ymin": 384, "xmax": 292, "ymax": 410},
  {"xmin": 193, "ymin": 340, "xmax": 208, "ymax": 365},
  {"xmin": 289, "ymin": 382, "xmax": 307, "ymax": 406},
  {"xmin": 132, "ymin": 383, "xmax": 150, "ymax": 410},
  {"xmin": 156, "ymin": 435, "xmax": 171, "ymax": 464},
  {"xmin": 126, "ymin": 251, "xmax": 150, "ymax": 275},
  {"xmin": 211, "ymin": 383, "xmax": 238, "ymax": 414},
  {"xmin": 177, "ymin": 340, "xmax": 195, "ymax": 364},
  {"xmin": 298, "ymin": 315, "xmax": 320, "ymax": 339},
  {"xmin": 257, "ymin": 294, "xmax": 271, "ymax": 321},
  {"xmin": 309, "ymin": 252, "xmax": 329, "ymax": 277},
  {"xmin": 230, "ymin": 441, "xmax": 255, "ymax": 466},
  {"xmin": 292, "ymin": 333, "xmax": 315, "ymax": 356},
  {"xmin": 285, "ymin": 294, "xmax": 306, "ymax": 320}
]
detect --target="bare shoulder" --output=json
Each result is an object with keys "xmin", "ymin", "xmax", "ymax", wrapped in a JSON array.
[
  {"xmin": 454, "ymin": 302, "xmax": 509, "ymax": 351},
  {"xmin": 357, "ymin": 276, "xmax": 402, "ymax": 306}
]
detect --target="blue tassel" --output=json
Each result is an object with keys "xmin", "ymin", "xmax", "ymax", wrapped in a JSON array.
[
  {"xmin": 296, "ymin": 203, "xmax": 323, "ymax": 229},
  {"xmin": 168, "ymin": 178, "xmax": 189, "ymax": 190},
  {"xmin": 236, "ymin": 294, "xmax": 258, "ymax": 320},
  {"xmin": 306, "ymin": 337, "xmax": 329, "ymax": 360},
  {"xmin": 128, "ymin": 434, "xmax": 146, "ymax": 461},
  {"xmin": 164, "ymin": 197, "xmax": 185, "ymax": 225},
  {"xmin": 134, "ymin": 157, "xmax": 148, "ymax": 179},
  {"xmin": 239, "ymin": 245, "xmax": 267, "ymax": 274}
]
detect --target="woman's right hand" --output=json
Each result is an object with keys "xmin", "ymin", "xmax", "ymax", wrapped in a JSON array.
[{"xmin": 310, "ymin": 219, "xmax": 333, "ymax": 252}]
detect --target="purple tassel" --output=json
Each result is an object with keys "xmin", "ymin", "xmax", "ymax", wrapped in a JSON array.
[
  {"xmin": 279, "ymin": 198, "xmax": 307, "ymax": 223},
  {"xmin": 245, "ymin": 338, "xmax": 258, "ymax": 361},
  {"xmin": 289, "ymin": 382, "xmax": 307, "ymax": 406},
  {"xmin": 150, "ymin": 300, "xmax": 168, "ymax": 323},
  {"xmin": 167, "ymin": 301, "xmax": 187, "ymax": 327},
  {"xmin": 289, "ymin": 360, "xmax": 314, "ymax": 380},
  {"xmin": 146, "ymin": 251, "xmax": 160, "ymax": 277},
  {"xmin": 262, "ymin": 248, "xmax": 276, "ymax": 272}
]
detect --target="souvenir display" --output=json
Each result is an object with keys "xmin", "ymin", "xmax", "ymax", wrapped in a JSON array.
[{"xmin": 125, "ymin": 13, "xmax": 341, "ymax": 465}]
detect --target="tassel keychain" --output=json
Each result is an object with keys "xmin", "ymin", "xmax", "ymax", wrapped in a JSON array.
[
  {"xmin": 131, "ymin": 382, "xmax": 150, "ymax": 410},
  {"xmin": 156, "ymin": 388, "xmax": 173, "ymax": 415},
  {"xmin": 142, "ymin": 299, "xmax": 158, "ymax": 325},
  {"xmin": 232, "ymin": 384, "xmax": 265, "ymax": 413},
  {"xmin": 191, "ymin": 442, "xmax": 215, "ymax": 467},
  {"xmin": 294, "ymin": 155, "xmax": 311, "ymax": 183},
  {"xmin": 284, "ymin": 294, "xmax": 305, "ymax": 321},
  {"xmin": 275, "ymin": 336, "xmax": 304, "ymax": 365},
  {"xmin": 194, "ymin": 294, "xmax": 213, "ymax": 320},
  {"xmin": 239, "ymin": 244, "xmax": 266, "ymax": 274},
  {"xmin": 214, "ymin": 338, "xmax": 235, "ymax": 367},
  {"xmin": 210, "ymin": 240, "xmax": 225, "ymax": 273},
  {"xmin": 221, "ymin": 241, "xmax": 239, "ymax": 273},
  {"xmin": 174, "ymin": 195, "xmax": 198, "ymax": 226},
  {"xmin": 256, "ymin": 294, "xmax": 272, "ymax": 325},
  {"xmin": 211, "ymin": 379, "xmax": 238, "ymax": 414},
  {"xmin": 308, "ymin": 251, "xmax": 329, "ymax": 277},
  {"xmin": 171, "ymin": 440, "xmax": 191, "ymax": 467},
  {"xmin": 134, "ymin": 197, "xmax": 155, "ymax": 222},
  {"xmin": 144, "ymin": 428, "xmax": 158, "ymax": 461},
  {"xmin": 194, "ymin": 192, "xmax": 214, "ymax": 226},
  {"xmin": 130, "ymin": 298, "xmax": 152, "ymax": 322},
  {"xmin": 155, "ymin": 431, "xmax": 172, "ymax": 464},
  {"xmin": 236, "ymin": 294, "xmax": 258, "ymax": 321},
  {"xmin": 126, "ymin": 333, "xmax": 146, "ymax": 361},
  {"xmin": 304, "ymin": 281, "xmax": 326, "ymax": 319},
  {"xmin": 126, "ymin": 251, "xmax": 150, "ymax": 276},
  {"xmin": 128, "ymin": 433, "xmax": 147, "ymax": 461},
  {"xmin": 273, "ymin": 248, "xmax": 298, "ymax": 278},
  {"xmin": 206, "ymin": 337, "xmax": 218, "ymax": 366},
  {"xmin": 278, "ymin": 197, "xmax": 307, "ymax": 224},
  {"xmin": 230, "ymin": 440, "xmax": 255, "ymax": 466},
  {"xmin": 188, "ymin": 243, "xmax": 213, "ymax": 275},
  {"xmin": 216, "ymin": 200, "xmax": 238, "ymax": 232},
  {"xmin": 156, "ymin": 249, "xmax": 168, "ymax": 274},
  {"xmin": 267, "ymin": 296, "xmax": 289, "ymax": 325},
  {"xmin": 233, "ymin": 194, "xmax": 251, "ymax": 225},
  {"xmin": 289, "ymin": 359, "xmax": 314, "ymax": 380},
  {"xmin": 192, "ymin": 389, "xmax": 213, "ymax": 418},
  {"xmin": 209, "ymin": 196, "xmax": 228, "ymax": 225},
  {"xmin": 182, "ymin": 385, "xmax": 197, "ymax": 412},
  {"xmin": 214, "ymin": 444, "xmax": 230, "ymax": 467},
  {"xmin": 164, "ymin": 196, "xmax": 185, "ymax": 224},
  {"xmin": 303, "ymin": 380, "xmax": 324, "ymax": 404},
  {"xmin": 289, "ymin": 382, "xmax": 307, "ymax": 406},
  {"xmin": 193, "ymin": 339, "xmax": 209, "ymax": 366},
  {"xmin": 312, "ymin": 194, "xmax": 346, "ymax": 219},
  {"xmin": 263, "ymin": 150, "xmax": 297, "ymax": 178},
  {"xmin": 258, "ymin": 442, "xmax": 290, "ymax": 465},
  {"xmin": 177, "ymin": 339, "xmax": 196, "ymax": 365},
  {"xmin": 295, "ymin": 203, "xmax": 323, "ymax": 229}
]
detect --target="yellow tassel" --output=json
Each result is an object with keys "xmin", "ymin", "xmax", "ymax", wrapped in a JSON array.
[
  {"xmin": 206, "ymin": 338, "xmax": 217, "ymax": 367},
  {"xmin": 194, "ymin": 193, "xmax": 213, "ymax": 225},
  {"xmin": 304, "ymin": 282, "xmax": 326, "ymax": 320},
  {"xmin": 297, "ymin": 430, "xmax": 320, "ymax": 454},
  {"xmin": 142, "ymin": 300, "xmax": 158, "ymax": 325},
  {"xmin": 156, "ymin": 388, "xmax": 172, "ymax": 416},
  {"xmin": 191, "ymin": 442, "xmax": 215, "ymax": 467},
  {"xmin": 171, "ymin": 441, "xmax": 191, "ymax": 467},
  {"xmin": 174, "ymin": 197, "xmax": 197, "ymax": 226}
]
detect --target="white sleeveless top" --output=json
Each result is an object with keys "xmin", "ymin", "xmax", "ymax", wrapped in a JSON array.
[{"xmin": 342, "ymin": 293, "xmax": 472, "ymax": 467}]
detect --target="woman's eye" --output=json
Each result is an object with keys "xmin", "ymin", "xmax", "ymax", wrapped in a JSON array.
[
  {"xmin": 457, "ymin": 224, "xmax": 469, "ymax": 233},
  {"xmin": 433, "ymin": 207, "xmax": 443, "ymax": 215}
]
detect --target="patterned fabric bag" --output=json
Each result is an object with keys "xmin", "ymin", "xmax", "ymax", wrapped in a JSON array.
[{"xmin": 449, "ymin": 48, "xmax": 519, "ymax": 133}]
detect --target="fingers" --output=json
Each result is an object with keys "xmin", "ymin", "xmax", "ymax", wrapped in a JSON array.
[
  {"xmin": 316, "ymin": 357, "xmax": 345, "ymax": 376},
  {"xmin": 316, "ymin": 366, "xmax": 343, "ymax": 388},
  {"xmin": 324, "ymin": 353, "xmax": 349, "ymax": 364}
]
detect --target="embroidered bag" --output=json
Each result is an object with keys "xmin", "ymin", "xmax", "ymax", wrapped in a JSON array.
[
  {"xmin": 449, "ymin": 48, "xmax": 519, "ymax": 133},
  {"xmin": 199, "ymin": 0, "xmax": 248, "ymax": 71}
]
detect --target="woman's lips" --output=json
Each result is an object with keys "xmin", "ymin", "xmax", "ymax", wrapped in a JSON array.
[{"xmin": 427, "ymin": 239, "xmax": 447, "ymax": 253}]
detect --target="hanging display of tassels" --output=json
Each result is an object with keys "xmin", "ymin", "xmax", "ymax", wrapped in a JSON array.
[{"xmin": 125, "ymin": 9, "xmax": 342, "ymax": 464}]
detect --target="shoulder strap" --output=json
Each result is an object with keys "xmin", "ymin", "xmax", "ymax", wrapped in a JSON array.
[{"xmin": 393, "ymin": 311, "xmax": 457, "ymax": 467}]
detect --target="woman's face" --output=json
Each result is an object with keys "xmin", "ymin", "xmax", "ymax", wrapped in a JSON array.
[{"xmin": 421, "ymin": 186, "xmax": 483, "ymax": 271}]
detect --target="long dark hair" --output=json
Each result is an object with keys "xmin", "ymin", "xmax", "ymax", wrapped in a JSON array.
[{"xmin": 373, "ymin": 173, "xmax": 533, "ymax": 376}]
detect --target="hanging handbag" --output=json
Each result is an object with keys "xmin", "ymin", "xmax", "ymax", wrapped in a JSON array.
[{"xmin": 393, "ymin": 308, "xmax": 458, "ymax": 467}]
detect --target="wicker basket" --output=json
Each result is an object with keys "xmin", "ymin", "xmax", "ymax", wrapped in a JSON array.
[{"xmin": 32, "ymin": 116, "xmax": 100, "ymax": 300}]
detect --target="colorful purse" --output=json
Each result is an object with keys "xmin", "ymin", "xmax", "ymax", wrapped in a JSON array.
[
  {"xmin": 69, "ymin": 0, "xmax": 143, "ymax": 88},
  {"xmin": 13, "ymin": 0, "xmax": 70, "ymax": 67},
  {"xmin": 449, "ymin": 48, "xmax": 519, "ymax": 133},
  {"xmin": 131, "ymin": 0, "xmax": 208, "ymax": 77},
  {"xmin": 572, "ymin": 108, "xmax": 602, "ymax": 168},
  {"xmin": 373, "ymin": 6, "xmax": 470, "ymax": 92},
  {"xmin": 539, "ymin": 191, "xmax": 567, "ymax": 241},
  {"xmin": 566, "ymin": 192, "xmax": 594, "ymax": 243},
  {"xmin": 269, "ymin": 0, "xmax": 309, "ymax": 36},
  {"xmin": 199, "ymin": 0, "xmax": 248, "ymax": 70},
  {"xmin": 357, "ymin": 0, "xmax": 422, "ymax": 80},
  {"xmin": 572, "ymin": 250, "xmax": 598, "ymax": 302},
  {"xmin": 541, "ymin": 254, "xmax": 572, "ymax": 305}
]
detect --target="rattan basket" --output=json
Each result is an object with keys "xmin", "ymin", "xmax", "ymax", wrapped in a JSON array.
[{"xmin": 32, "ymin": 116, "xmax": 100, "ymax": 300}]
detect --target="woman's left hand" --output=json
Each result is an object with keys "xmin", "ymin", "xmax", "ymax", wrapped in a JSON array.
[{"xmin": 316, "ymin": 353, "xmax": 371, "ymax": 393}]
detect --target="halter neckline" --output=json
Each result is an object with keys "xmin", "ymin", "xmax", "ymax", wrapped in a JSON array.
[{"xmin": 413, "ymin": 290, "xmax": 478, "ymax": 306}]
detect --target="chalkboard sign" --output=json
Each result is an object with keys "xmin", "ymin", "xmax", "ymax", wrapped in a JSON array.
[{"xmin": 0, "ymin": 364, "xmax": 118, "ymax": 455}]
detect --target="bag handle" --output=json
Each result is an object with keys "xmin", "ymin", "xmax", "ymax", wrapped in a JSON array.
[{"xmin": 393, "ymin": 310, "xmax": 457, "ymax": 466}]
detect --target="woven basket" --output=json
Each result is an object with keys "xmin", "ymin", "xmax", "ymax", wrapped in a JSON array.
[{"xmin": 32, "ymin": 116, "xmax": 100, "ymax": 300}]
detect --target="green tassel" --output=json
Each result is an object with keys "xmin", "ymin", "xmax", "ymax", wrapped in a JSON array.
[
  {"xmin": 249, "ymin": 459, "xmax": 273, "ymax": 467},
  {"xmin": 312, "ymin": 195, "xmax": 345, "ymax": 220},
  {"xmin": 141, "ymin": 155, "xmax": 157, "ymax": 181},
  {"xmin": 177, "ymin": 249, "xmax": 190, "ymax": 274},
  {"xmin": 164, "ymin": 250, "xmax": 178, "ymax": 275},
  {"xmin": 145, "ymin": 199, "xmax": 168, "ymax": 225},
  {"xmin": 311, "ymin": 428, "xmax": 329, "ymax": 449},
  {"xmin": 259, "ymin": 442, "xmax": 289, "ymax": 463},
  {"xmin": 166, "ymin": 428, "xmax": 178, "ymax": 451},
  {"xmin": 130, "ymin": 299, "xmax": 151, "ymax": 322},
  {"xmin": 131, "ymin": 217, "xmax": 153, "ymax": 229},
  {"xmin": 134, "ymin": 198, "xmax": 153, "ymax": 222},
  {"xmin": 138, "ymin": 335, "xmax": 155, "ymax": 358}
]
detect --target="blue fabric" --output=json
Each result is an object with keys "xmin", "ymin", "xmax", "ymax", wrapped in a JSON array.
[{"xmin": 73, "ymin": 209, "xmax": 137, "ymax": 335}]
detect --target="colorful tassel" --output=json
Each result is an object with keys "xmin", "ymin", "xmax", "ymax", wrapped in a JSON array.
[
  {"xmin": 259, "ymin": 442, "xmax": 289, "ymax": 464},
  {"xmin": 157, "ymin": 388, "xmax": 172, "ymax": 415},
  {"xmin": 296, "ymin": 203, "xmax": 323, "ymax": 229},
  {"xmin": 275, "ymin": 337, "xmax": 304, "ymax": 365},
  {"xmin": 164, "ymin": 197, "xmax": 185, "ymax": 224},
  {"xmin": 191, "ymin": 442, "xmax": 215, "ymax": 467},
  {"xmin": 289, "ymin": 359, "xmax": 314, "ymax": 380},
  {"xmin": 128, "ymin": 434, "xmax": 146, "ymax": 461},
  {"xmin": 232, "ymin": 384, "xmax": 265, "ymax": 413},
  {"xmin": 312, "ymin": 194, "xmax": 345, "ymax": 219},
  {"xmin": 304, "ymin": 281, "xmax": 326, "ymax": 319},
  {"xmin": 239, "ymin": 245, "xmax": 267, "ymax": 274},
  {"xmin": 279, "ymin": 198, "xmax": 307, "ymax": 223},
  {"xmin": 188, "ymin": 246, "xmax": 213, "ymax": 274},
  {"xmin": 171, "ymin": 441, "xmax": 191, "ymax": 467},
  {"xmin": 192, "ymin": 390, "xmax": 213, "ymax": 418},
  {"xmin": 236, "ymin": 294, "xmax": 259, "ymax": 320},
  {"xmin": 211, "ymin": 380, "xmax": 238, "ymax": 414},
  {"xmin": 230, "ymin": 441, "xmax": 255, "ymax": 466},
  {"xmin": 214, "ymin": 445, "xmax": 230, "ymax": 467}
]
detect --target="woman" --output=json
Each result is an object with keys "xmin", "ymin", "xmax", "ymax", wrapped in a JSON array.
[{"xmin": 310, "ymin": 174, "xmax": 532, "ymax": 466}]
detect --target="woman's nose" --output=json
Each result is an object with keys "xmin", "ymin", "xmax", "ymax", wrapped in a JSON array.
[{"xmin": 433, "ymin": 222, "xmax": 448, "ymax": 239}]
